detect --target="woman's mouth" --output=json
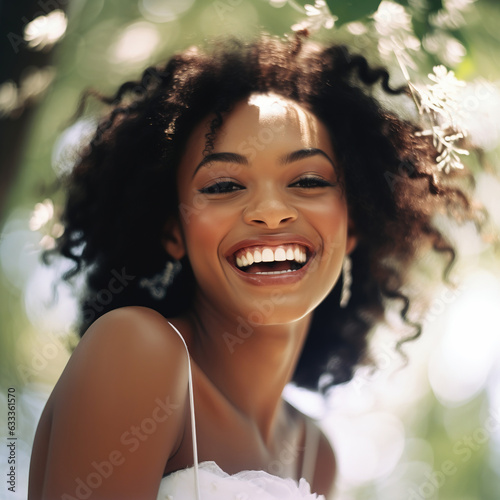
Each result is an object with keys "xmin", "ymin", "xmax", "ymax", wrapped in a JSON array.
[{"xmin": 232, "ymin": 244, "xmax": 309, "ymax": 275}]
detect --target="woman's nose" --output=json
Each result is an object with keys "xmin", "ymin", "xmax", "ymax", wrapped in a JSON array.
[{"xmin": 242, "ymin": 189, "xmax": 298, "ymax": 228}]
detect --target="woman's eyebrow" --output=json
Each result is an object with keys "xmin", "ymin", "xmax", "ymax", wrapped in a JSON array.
[
  {"xmin": 279, "ymin": 148, "xmax": 336, "ymax": 169},
  {"xmin": 192, "ymin": 152, "xmax": 248, "ymax": 177},
  {"xmin": 192, "ymin": 148, "xmax": 336, "ymax": 178}
]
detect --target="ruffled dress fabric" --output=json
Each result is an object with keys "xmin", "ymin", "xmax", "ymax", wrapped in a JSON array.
[{"xmin": 156, "ymin": 461, "xmax": 325, "ymax": 500}]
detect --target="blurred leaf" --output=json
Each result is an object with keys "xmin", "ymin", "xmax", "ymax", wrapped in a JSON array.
[
  {"xmin": 393, "ymin": 0, "xmax": 443, "ymax": 11},
  {"xmin": 391, "ymin": 0, "xmax": 409, "ymax": 7},
  {"xmin": 325, "ymin": 0, "xmax": 382, "ymax": 26},
  {"xmin": 411, "ymin": 16, "xmax": 429, "ymax": 41},
  {"xmin": 427, "ymin": 0, "xmax": 443, "ymax": 13},
  {"xmin": 450, "ymin": 28, "xmax": 470, "ymax": 51},
  {"xmin": 393, "ymin": 0, "xmax": 444, "ymax": 44}
]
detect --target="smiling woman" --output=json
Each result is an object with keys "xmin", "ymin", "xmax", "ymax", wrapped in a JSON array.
[
  {"xmin": 171, "ymin": 94, "xmax": 354, "ymax": 325},
  {"xmin": 28, "ymin": 33, "xmax": 481, "ymax": 499}
]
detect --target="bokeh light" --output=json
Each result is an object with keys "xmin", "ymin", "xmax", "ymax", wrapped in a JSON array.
[
  {"xmin": 0, "ymin": 210, "xmax": 42, "ymax": 291},
  {"xmin": 51, "ymin": 118, "xmax": 97, "ymax": 177},
  {"xmin": 23, "ymin": 10, "xmax": 67, "ymax": 51},
  {"xmin": 325, "ymin": 411, "xmax": 405, "ymax": 485},
  {"xmin": 428, "ymin": 271, "xmax": 500, "ymax": 406},
  {"xmin": 109, "ymin": 21, "xmax": 161, "ymax": 65},
  {"xmin": 139, "ymin": 0, "xmax": 195, "ymax": 23}
]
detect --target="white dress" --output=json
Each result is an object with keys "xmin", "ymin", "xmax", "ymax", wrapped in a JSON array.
[{"xmin": 156, "ymin": 322, "xmax": 326, "ymax": 500}]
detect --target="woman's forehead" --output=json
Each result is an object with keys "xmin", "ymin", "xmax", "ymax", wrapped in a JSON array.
[
  {"xmin": 246, "ymin": 93, "xmax": 304, "ymax": 120},
  {"xmin": 217, "ymin": 93, "xmax": 330, "ymax": 150},
  {"xmin": 176, "ymin": 92, "xmax": 335, "ymax": 177},
  {"xmin": 239, "ymin": 93, "xmax": 316, "ymax": 127}
]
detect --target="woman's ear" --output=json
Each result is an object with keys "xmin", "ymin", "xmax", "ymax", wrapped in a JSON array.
[
  {"xmin": 345, "ymin": 217, "xmax": 358, "ymax": 255},
  {"xmin": 162, "ymin": 217, "xmax": 185, "ymax": 260}
]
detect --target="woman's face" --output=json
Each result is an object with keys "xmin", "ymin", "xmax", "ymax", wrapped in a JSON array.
[{"xmin": 167, "ymin": 93, "xmax": 356, "ymax": 325}]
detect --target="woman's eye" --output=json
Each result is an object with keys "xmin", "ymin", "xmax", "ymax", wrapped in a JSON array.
[
  {"xmin": 290, "ymin": 176, "xmax": 334, "ymax": 188},
  {"xmin": 198, "ymin": 181, "xmax": 243, "ymax": 194}
]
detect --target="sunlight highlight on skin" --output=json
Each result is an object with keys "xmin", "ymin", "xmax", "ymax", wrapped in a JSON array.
[{"xmin": 247, "ymin": 93, "xmax": 319, "ymax": 146}]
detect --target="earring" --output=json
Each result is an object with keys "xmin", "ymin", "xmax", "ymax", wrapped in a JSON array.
[
  {"xmin": 339, "ymin": 255, "xmax": 352, "ymax": 308},
  {"xmin": 139, "ymin": 260, "xmax": 181, "ymax": 300}
]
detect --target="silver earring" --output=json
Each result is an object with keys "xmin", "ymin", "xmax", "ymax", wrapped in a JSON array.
[
  {"xmin": 139, "ymin": 260, "xmax": 181, "ymax": 300},
  {"xmin": 340, "ymin": 255, "xmax": 352, "ymax": 308}
]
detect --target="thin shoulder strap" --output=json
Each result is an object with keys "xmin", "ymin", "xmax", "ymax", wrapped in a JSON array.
[
  {"xmin": 167, "ymin": 321, "xmax": 201, "ymax": 500},
  {"xmin": 301, "ymin": 418, "xmax": 320, "ymax": 484}
]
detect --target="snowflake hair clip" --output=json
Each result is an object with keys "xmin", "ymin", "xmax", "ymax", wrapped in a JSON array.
[
  {"xmin": 279, "ymin": 0, "xmax": 473, "ymax": 174},
  {"xmin": 395, "ymin": 51, "xmax": 470, "ymax": 174}
]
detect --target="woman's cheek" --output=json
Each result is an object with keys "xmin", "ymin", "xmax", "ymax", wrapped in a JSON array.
[
  {"xmin": 183, "ymin": 205, "xmax": 231, "ymax": 262},
  {"xmin": 304, "ymin": 198, "xmax": 348, "ymax": 264},
  {"xmin": 302, "ymin": 196, "xmax": 347, "ymax": 230}
]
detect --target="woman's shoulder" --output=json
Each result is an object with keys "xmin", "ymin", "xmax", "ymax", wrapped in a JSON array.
[
  {"xmin": 55, "ymin": 305, "xmax": 191, "ymax": 403},
  {"xmin": 80, "ymin": 305, "xmax": 187, "ymax": 350},
  {"xmin": 65, "ymin": 306, "xmax": 187, "ymax": 370},
  {"xmin": 32, "ymin": 306, "xmax": 192, "ymax": 498}
]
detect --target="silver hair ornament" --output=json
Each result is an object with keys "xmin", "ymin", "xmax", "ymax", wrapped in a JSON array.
[
  {"xmin": 395, "ymin": 54, "xmax": 470, "ymax": 174},
  {"xmin": 284, "ymin": 0, "xmax": 473, "ymax": 175},
  {"xmin": 139, "ymin": 260, "xmax": 182, "ymax": 300},
  {"xmin": 340, "ymin": 255, "xmax": 352, "ymax": 308}
]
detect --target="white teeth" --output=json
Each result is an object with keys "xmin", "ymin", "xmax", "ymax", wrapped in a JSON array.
[
  {"xmin": 255, "ymin": 269, "xmax": 295, "ymax": 275},
  {"xmin": 274, "ymin": 248, "xmax": 286, "ymax": 261},
  {"xmin": 262, "ymin": 248, "xmax": 274, "ymax": 262},
  {"xmin": 293, "ymin": 248, "xmax": 306, "ymax": 263},
  {"xmin": 234, "ymin": 244, "xmax": 309, "ymax": 269},
  {"xmin": 246, "ymin": 251, "xmax": 254, "ymax": 265}
]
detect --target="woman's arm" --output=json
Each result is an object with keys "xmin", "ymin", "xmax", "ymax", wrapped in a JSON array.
[{"xmin": 29, "ymin": 306, "xmax": 189, "ymax": 500}]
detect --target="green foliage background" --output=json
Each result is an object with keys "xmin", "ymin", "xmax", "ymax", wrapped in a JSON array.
[{"xmin": 1, "ymin": 1, "xmax": 499, "ymax": 499}]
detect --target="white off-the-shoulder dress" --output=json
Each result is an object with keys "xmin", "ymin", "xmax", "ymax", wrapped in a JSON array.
[{"xmin": 156, "ymin": 322, "xmax": 326, "ymax": 500}]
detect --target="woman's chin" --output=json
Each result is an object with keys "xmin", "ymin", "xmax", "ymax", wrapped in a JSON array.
[{"xmin": 233, "ymin": 301, "xmax": 317, "ymax": 329}]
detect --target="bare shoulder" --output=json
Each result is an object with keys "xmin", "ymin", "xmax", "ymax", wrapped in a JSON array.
[
  {"xmin": 32, "ymin": 306, "xmax": 190, "ymax": 500},
  {"xmin": 53, "ymin": 306, "xmax": 190, "ymax": 408},
  {"xmin": 77, "ymin": 305, "xmax": 187, "ymax": 354},
  {"xmin": 52, "ymin": 305, "xmax": 192, "ymax": 436}
]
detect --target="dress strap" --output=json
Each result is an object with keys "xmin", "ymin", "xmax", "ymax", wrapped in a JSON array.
[
  {"xmin": 167, "ymin": 321, "xmax": 201, "ymax": 500},
  {"xmin": 301, "ymin": 418, "xmax": 320, "ymax": 485}
]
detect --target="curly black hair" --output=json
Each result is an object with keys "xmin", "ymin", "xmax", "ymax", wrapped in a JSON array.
[{"xmin": 43, "ymin": 33, "xmax": 480, "ymax": 391}]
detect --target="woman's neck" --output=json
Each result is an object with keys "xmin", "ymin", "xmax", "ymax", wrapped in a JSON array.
[{"xmin": 183, "ymin": 293, "xmax": 312, "ymax": 446}]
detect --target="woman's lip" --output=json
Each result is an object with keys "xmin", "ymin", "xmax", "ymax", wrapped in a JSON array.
[{"xmin": 224, "ymin": 234, "xmax": 316, "ymax": 286}]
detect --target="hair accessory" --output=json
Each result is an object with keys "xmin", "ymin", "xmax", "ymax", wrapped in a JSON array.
[
  {"xmin": 340, "ymin": 255, "xmax": 352, "ymax": 308},
  {"xmin": 139, "ymin": 260, "xmax": 181, "ymax": 300},
  {"xmin": 283, "ymin": 0, "xmax": 473, "ymax": 175},
  {"xmin": 395, "ymin": 55, "xmax": 470, "ymax": 174}
]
